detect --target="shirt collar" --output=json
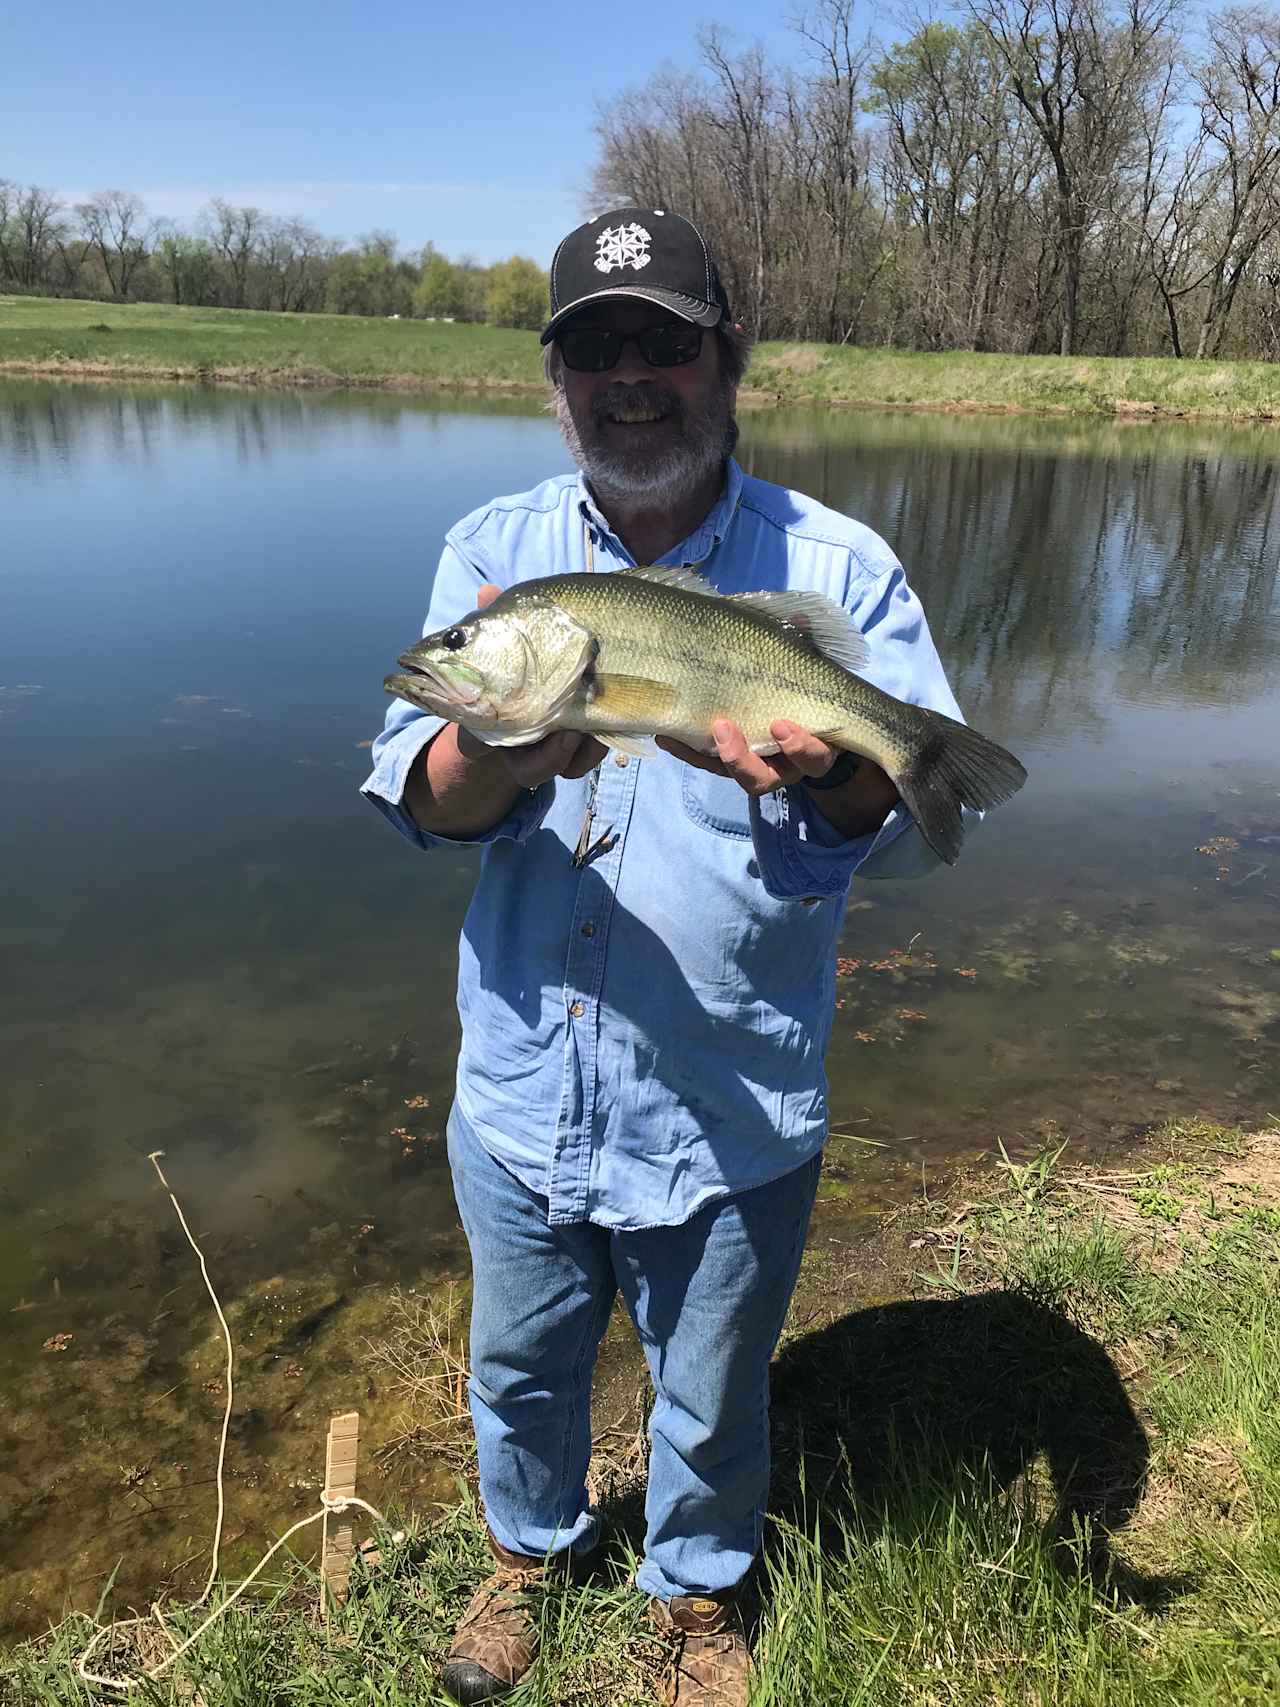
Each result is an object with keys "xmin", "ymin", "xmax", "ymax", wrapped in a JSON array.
[{"xmin": 576, "ymin": 458, "xmax": 744, "ymax": 567}]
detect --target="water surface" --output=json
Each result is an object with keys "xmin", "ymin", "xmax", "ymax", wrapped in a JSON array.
[{"xmin": 2, "ymin": 383, "xmax": 1277, "ymax": 1636}]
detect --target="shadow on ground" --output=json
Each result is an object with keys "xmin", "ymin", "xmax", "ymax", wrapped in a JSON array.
[{"xmin": 762, "ymin": 1290, "xmax": 1184, "ymax": 1609}]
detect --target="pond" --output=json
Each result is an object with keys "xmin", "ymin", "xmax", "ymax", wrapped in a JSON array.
[{"xmin": 1, "ymin": 381, "xmax": 1277, "ymax": 1637}]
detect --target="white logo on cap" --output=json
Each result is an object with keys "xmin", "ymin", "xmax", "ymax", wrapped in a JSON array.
[{"xmin": 594, "ymin": 223, "xmax": 651, "ymax": 274}]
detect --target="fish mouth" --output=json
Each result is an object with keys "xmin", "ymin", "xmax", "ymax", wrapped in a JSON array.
[
  {"xmin": 395, "ymin": 651, "xmax": 435, "ymax": 677},
  {"xmin": 389, "ymin": 653, "xmax": 483, "ymax": 708}
]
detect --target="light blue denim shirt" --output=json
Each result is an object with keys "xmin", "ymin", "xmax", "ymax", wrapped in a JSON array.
[{"xmin": 362, "ymin": 458, "xmax": 971, "ymax": 1229}]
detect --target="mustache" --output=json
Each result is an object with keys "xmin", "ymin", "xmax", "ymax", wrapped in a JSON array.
[{"xmin": 590, "ymin": 381, "xmax": 684, "ymax": 429}]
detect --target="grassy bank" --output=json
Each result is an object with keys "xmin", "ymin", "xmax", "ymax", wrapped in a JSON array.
[
  {"xmin": 0, "ymin": 297, "xmax": 546, "ymax": 392},
  {"xmin": 4, "ymin": 296, "xmax": 1280, "ymax": 420},
  {"xmin": 6, "ymin": 1119, "xmax": 1279, "ymax": 1704}
]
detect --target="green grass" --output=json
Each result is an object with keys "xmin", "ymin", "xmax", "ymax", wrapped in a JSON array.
[
  {"xmin": 5, "ymin": 296, "xmax": 1280, "ymax": 419},
  {"xmin": 0, "ymin": 296, "xmax": 546, "ymax": 390},
  {"xmin": 745, "ymin": 342, "xmax": 1280, "ymax": 420},
  {"xmin": 6, "ymin": 1124, "xmax": 1279, "ymax": 1704}
]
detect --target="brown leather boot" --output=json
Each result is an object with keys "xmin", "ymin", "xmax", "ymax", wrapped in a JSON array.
[
  {"xmin": 440, "ymin": 1533, "xmax": 559, "ymax": 1704},
  {"xmin": 650, "ymin": 1594, "xmax": 751, "ymax": 1706}
]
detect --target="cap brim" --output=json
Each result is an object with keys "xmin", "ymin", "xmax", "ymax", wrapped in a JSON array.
[{"xmin": 540, "ymin": 285, "xmax": 723, "ymax": 345}]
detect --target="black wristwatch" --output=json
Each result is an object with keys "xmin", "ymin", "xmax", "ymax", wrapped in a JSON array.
[{"xmin": 804, "ymin": 751, "xmax": 860, "ymax": 791}]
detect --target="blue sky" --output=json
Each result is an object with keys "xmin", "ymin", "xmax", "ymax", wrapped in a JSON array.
[{"xmin": 3, "ymin": 0, "xmax": 805, "ymax": 264}]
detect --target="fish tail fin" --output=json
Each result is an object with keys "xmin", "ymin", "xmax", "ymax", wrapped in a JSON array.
[{"xmin": 885, "ymin": 711, "xmax": 1027, "ymax": 867}]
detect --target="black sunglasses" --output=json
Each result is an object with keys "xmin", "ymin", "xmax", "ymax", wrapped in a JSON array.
[{"xmin": 557, "ymin": 323, "xmax": 704, "ymax": 373}]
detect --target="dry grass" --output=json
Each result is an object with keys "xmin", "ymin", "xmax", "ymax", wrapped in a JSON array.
[{"xmin": 366, "ymin": 1285, "xmax": 474, "ymax": 1471}]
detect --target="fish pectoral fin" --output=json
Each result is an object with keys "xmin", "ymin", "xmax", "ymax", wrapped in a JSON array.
[
  {"xmin": 598, "ymin": 733, "xmax": 661, "ymax": 759},
  {"xmin": 592, "ymin": 671, "xmax": 681, "ymax": 720},
  {"xmin": 590, "ymin": 667, "xmax": 678, "ymax": 757},
  {"xmin": 726, "ymin": 590, "xmax": 870, "ymax": 674}
]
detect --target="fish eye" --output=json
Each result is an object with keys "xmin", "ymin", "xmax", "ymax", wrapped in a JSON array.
[{"xmin": 443, "ymin": 627, "xmax": 468, "ymax": 651}]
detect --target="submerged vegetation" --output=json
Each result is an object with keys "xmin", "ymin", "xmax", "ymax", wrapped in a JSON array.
[
  {"xmin": 5, "ymin": 297, "xmax": 1280, "ymax": 420},
  {"xmin": 5, "ymin": 1121, "xmax": 1279, "ymax": 1703}
]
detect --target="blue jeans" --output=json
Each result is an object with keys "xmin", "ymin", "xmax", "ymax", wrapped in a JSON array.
[{"xmin": 447, "ymin": 1104, "xmax": 821, "ymax": 1600}]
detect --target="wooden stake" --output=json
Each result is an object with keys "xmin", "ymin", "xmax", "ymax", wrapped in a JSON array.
[{"xmin": 320, "ymin": 1410, "xmax": 360, "ymax": 1615}]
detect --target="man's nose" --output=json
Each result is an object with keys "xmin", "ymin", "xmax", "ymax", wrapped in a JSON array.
[{"xmin": 610, "ymin": 338, "xmax": 656, "ymax": 383}]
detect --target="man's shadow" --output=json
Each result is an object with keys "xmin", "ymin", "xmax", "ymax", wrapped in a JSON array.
[{"xmin": 765, "ymin": 1291, "xmax": 1184, "ymax": 1610}]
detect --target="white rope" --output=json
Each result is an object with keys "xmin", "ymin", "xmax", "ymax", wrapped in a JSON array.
[
  {"xmin": 147, "ymin": 1150, "xmax": 233, "ymax": 1605},
  {"xmin": 72, "ymin": 1155, "xmax": 391, "ymax": 1694},
  {"xmin": 75, "ymin": 1495, "xmax": 390, "ymax": 1692}
]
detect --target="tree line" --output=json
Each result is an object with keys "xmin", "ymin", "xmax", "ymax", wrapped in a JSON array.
[
  {"xmin": 8, "ymin": 0, "xmax": 1279, "ymax": 361},
  {"xmin": 591, "ymin": 0, "xmax": 1280, "ymax": 360},
  {"xmin": 0, "ymin": 186, "xmax": 550, "ymax": 328}
]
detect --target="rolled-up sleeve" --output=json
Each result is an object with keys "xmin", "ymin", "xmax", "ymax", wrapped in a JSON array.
[
  {"xmin": 360, "ymin": 541, "xmax": 554, "ymax": 852},
  {"xmin": 748, "ymin": 553, "xmax": 980, "ymax": 898}
]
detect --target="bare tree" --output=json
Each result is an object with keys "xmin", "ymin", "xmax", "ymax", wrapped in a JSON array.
[
  {"xmin": 1188, "ymin": 5, "xmax": 1280, "ymax": 356},
  {"xmin": 75, "ymin": 190, "xmax": 149, "ymax": 297},
  {"xmin": 201, "ymin": 199, "xmax": 265, "ymax": 308},
  {"xmin": 1143, "ymin": 120, "xmax": 1220, "ymax": 355},
  {"xmin": 11, "ymin": 184, "xmax": 67, "ymax": 287},
  {"xmin": 967, "ymin": 0, "xmax": 1182, "ymax": 354},
  {"xmin": 259, "ymin": 216, "xmax": 330, "ymax": 311},
  {"xmin": 0, "ymin": 180, "xmax": 16, "ymax": 283},
  {"xmin": 1099, "ymin": 46, "xmax": 1182, "ymax": 353},
  {"xmin": 787, "ymin": 0, "xmax": 878, "ymax": 341},
  {"xmin": 698, "ymin": 27, "xmax": 779, "ymax": 332}
]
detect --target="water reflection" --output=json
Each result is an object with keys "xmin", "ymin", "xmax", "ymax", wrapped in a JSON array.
[
  {"xmin": 742, "ymin": 413, "xmax": 1280, "ymax": 723},
  {"xmin": 0, "ymin": 379, "xmax": 541, "ymax": 475},
  {"xmin": 7, "ymin": 382, "xmax": 1275, "ymax": 725}
]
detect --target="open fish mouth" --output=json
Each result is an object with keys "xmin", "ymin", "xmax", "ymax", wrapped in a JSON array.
[
  {"xmin": 391, "ymin": 654, "xmax": 483, "ymax": 708},
  {"xmin": 395, "ymin": 651, "xmax": 436, "ymax": 678}
]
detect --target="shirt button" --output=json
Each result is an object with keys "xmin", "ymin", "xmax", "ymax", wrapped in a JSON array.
[
  {"xmin": 568, "ymin": 1000, "xmax": 585, "ymax": 1018},
  {"xmin": 613, "ymin": 753, "xmax": 629, "ymax": 767},
  {"xmin": 581, "ymin": 922, "xmax": 595, "ymax": 938}
]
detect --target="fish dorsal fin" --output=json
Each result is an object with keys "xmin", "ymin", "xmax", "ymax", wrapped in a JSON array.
[
  {"xmin": 624, "ymin": 565, "xmax": 716, "ymax": 597},
  {"xmin": 727, "ymin": 589, "xmax": 870, "ymax": 674}
]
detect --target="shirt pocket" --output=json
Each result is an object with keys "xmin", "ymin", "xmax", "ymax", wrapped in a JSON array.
[{"xmin": 680, "ymin": 768, "xmax": 753, "ymax": 839}]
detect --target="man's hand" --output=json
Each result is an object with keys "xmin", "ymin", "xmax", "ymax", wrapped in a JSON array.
[
  {"xmin": 457, "ymin": 723, "xmax": 607, "ymax": 787},
  {"xmin": 656, "ymin": 719, "xmax": 844, "ymax": 794},
  {"xmin": 657, "ymin": 718, "xmax": 900, "ymax": 838},
  {"xmin": 455, "ymin": 584, "xmax": 608, "ymax": 787}
]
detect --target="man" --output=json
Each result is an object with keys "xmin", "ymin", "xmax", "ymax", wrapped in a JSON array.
[{"xmin": 363, "ymin": 208, "xmax": 974, "ymax": 1705}]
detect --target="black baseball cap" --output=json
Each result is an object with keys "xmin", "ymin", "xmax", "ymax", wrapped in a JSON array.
[{"xmin": 541, "ymin": 207, "xmax": 731, "ymax": 345}]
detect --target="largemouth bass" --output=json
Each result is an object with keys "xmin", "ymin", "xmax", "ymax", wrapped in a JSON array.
[{"xmin": 384, "ymin": 566, "xmax": 1026, "ymax": 865}]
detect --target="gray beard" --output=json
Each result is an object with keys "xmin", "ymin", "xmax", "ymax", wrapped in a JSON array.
[{"xmin": 554, "ymin": 378, "xmax": 738, "ymax": 507}]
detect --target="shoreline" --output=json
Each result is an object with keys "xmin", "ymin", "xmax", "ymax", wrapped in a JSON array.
[
  {"xmin": 6, "ymin": 295, "xmax": 1280, "ymax": 421},
  {"xmin": 4, "ymin": 354, "xmax": 1280, "ymax": 424},
  {"xmin": 5, "ymin": 1117, "xmax": 1278, "ymax": 1699}
]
